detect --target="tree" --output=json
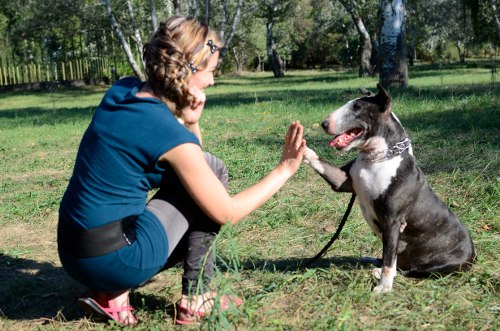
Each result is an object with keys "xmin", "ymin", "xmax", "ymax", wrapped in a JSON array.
[
  {"xmin": 104, "ymin": 0, "xmax": 145, "ymax": 80},
  {"xmin": 338, "ymin": 0, "xmax": 378, "ymax": 77},
  {"xmin": 149, "ymin": 0, "xmax": 158, "ymax": 32},
  {"xmin": 257, "ymin": 0, "xmax": 296, "ymax": 77},
  {"xmin": 216, "ymin": 0, "xmax": 244, "ymax": 68},
  {"xmin": 379, "ymin": 0, "xmax": 408, "ymax": 88},
  {"xmin": 490, "ymin": 0, "xmax": 500, "ymax": 43}
]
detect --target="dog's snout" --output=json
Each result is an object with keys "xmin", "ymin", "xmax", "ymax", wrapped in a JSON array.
[{"xmin": 321, "ymin": 120, "xmax": 329, "ymax": 131}]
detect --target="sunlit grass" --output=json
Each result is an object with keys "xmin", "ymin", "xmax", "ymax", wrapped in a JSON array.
[{"xmin": 0, "ymin": 64, "xmax": 498, "ymax": 330}]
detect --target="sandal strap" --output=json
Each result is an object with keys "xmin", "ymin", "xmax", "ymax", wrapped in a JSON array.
[
  {"xmin": 177, "ymin": 304, "xmax": 205, "ymax": 317},
  {"xmin": 103, "ymin": 305, "xmax": 134, "ymax": 314}
]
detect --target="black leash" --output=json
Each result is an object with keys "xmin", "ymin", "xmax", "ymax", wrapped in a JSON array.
[{"xmin": 303, "ymin": 193, "xmax": 356, "ymax": 268}]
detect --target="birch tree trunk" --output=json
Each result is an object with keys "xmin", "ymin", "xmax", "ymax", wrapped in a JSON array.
[
  {"xmin": 104, "ymin": 0, "xmax": 145, "ymax": 81},
  {"xmin": 219, "ymin": 0, "xmax": 243, "ymax": 63},
  {"xmin": 379, "ymin": 0, "xmax": 408, "ymax": 88},
  {"xmin": 125, "ymin": 0, "xmax": 144, "ymax": 69}
]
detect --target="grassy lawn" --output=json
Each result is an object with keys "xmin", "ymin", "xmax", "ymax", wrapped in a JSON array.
[{"xmin": 0, "ymin": 63, "xmax": 498, "ymax": 330}]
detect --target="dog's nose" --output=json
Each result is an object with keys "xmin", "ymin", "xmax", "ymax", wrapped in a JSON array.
[{"xmin": 321, "ymin": 120, "xmax": 329, "ymax": 131}]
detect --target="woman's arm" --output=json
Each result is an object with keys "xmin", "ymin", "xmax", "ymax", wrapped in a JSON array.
[{"xmin": 159, "ymin": 121, "xmax": 306, "ymax": 225}]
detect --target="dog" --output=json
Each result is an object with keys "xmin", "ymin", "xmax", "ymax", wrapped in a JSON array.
[{"xmin": 303, "ymin": 84, "xmax": 475, "ymax": 292}]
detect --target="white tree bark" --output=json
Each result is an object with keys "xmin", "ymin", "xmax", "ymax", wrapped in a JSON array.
[
  {"xmin": 219, "ymin": 0, "xmax": 242, "ymax": 60},
  {"xmin": 379, "ymin": 0, "xmax": 408, "ymax": 88},
  {"xmin": 149, "ymin": 0, "xmax": 158, "ymax": 33},
  {"xmin": 103, "ymin": 0, "xmax": 145, "ymax": 81},
  {"xmin": 125, "ymin": 0, "xmax": 144, "ymax": 63}
]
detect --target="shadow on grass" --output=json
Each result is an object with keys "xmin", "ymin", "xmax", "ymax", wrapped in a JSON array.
[
  {"xmin": 0, "ymin": 85, "xmax": 107, "ymax": 101},
  {"xmin": 0, "ymin": 253, "xmax": 84, "ymax": 322},
  {"xmin": 0, "ymin": 253, "xmax": 179, "ymax": 323},
  {"xmin": 1, "ymin": 82, "xmax": 496, "ymax": 129},
  {"xmin": 236, "ymin": 256, "xmax": 381, "ymax": 273}
]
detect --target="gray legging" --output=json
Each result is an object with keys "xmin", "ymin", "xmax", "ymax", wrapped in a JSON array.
[{"xmin": 146, "ymin": 153, "xmax": 228, "ymax": 295}]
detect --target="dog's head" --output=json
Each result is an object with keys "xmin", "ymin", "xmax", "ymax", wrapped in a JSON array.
[{"xmin": 321, "ymin": 83, "xmax": 393, "ymax": 151}]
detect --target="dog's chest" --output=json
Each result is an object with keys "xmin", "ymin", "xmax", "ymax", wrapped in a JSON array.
[{"xmin": 350, "ymin": 156, "xmax": 402, "ymax": 232}]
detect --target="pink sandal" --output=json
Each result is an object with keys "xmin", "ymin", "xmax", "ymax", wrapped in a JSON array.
[
  {"xmin": 175, "ymin": 294, "xmax": 243, "ymax": 325},
  {"xmin": 78, "ymin": 297, "xmax": 137, "ymax": 325}
]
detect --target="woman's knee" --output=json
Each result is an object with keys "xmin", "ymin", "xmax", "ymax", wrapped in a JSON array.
[{"xmin": 204, "ymin": 153, "xmax": 228, "ymax": 190}]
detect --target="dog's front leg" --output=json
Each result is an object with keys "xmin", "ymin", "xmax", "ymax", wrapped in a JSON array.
[
  {"xmin": 303, "ymin": 147, "xmax": 354, "ymax": 192},
  {"xmin": 373, "ymin": 220, "xmax": 401, "ymax": 293}
]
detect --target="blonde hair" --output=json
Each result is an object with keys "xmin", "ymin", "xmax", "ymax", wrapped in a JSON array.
[{"xmin": 143, "ymin": 16, "xmax": 222, "ymax": 116}]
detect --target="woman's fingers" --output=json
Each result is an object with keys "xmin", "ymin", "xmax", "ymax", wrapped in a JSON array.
[
  {"xmin": 188, "ymin": 85, "xmax": 206, "ymax": 109},
  {"xmin": 285, "ymin": 121, "xmax": 300, "ymax": 146},
  {"xmin": 283, "ymin": 121, "xmax": 306, "ymax": 160}
]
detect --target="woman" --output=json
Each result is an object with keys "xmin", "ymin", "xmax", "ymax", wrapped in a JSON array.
[{"xmin": 57, "ymin": 16, "xmax": 306, "ymax": 326}]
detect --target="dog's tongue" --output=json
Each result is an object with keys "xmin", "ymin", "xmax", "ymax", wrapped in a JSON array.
[{"xmin": 329, "ymin": 129, "xmax": 363, "ymax": 149}]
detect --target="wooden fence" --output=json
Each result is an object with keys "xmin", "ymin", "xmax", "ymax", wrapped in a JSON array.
[{"xmin": 0, "ymin": 57, "xmax": 112, "ymax": 87}]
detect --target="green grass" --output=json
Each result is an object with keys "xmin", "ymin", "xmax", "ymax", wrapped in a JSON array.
[{"xmin": 0, "ymin": 64, "xmax": 498, "ymax": 330}]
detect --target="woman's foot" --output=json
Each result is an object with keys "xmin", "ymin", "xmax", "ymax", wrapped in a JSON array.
[
  {"xmin": 81, "ymin": 289, "xmax": 137, "ymax": 325},
  {"xmin": 176, "ymin": 292, "xmax": 243, "ymax": 324}
]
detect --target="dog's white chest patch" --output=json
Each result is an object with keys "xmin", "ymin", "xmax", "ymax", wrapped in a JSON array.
[{"xmin": 350, "ymin": 155, "xmax": 402, "ymax": 233}]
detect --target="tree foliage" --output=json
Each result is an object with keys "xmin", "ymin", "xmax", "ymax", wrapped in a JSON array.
[{"xmin": 0, "ymin": 0, "xmax": 497, "ymax": 81}]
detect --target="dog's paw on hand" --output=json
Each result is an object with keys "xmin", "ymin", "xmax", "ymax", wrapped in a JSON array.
[{"xmin": 303, "ymin": 147, "xmax": 318, "ymax": 164}]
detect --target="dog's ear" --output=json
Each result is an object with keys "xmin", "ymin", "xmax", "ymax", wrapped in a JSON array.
[
  {"xmin": 376, "ymin": 83, "xmax": 391, "ymax": 113},
  {"xmin": 359, "ymin": 87, "xmax": 374, "ymax": 96}
]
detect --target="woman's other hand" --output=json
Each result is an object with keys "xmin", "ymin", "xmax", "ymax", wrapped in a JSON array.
[
  {"xmin": 279, "ymin": 121, "xmax": 307, "ymax": 177},
  {"xmin": 182, "ymin": 85, "xmax": 206, "ymax": 125}
]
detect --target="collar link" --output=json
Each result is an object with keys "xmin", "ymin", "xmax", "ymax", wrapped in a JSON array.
[{"xmin": 362, "ymin": 137, "xmax": 412, "ymax": 163}]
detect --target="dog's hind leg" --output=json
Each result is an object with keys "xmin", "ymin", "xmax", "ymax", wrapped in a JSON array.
[{"xmin": 403, "ymin": 258, "xmax": 475, "ymax": 278}]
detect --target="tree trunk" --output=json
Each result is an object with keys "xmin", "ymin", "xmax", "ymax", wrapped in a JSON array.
[
  {"xmin": 125, "ymin": 0, "xmax": 144, "ymax": 70},
  {"xmin": 266, "ymin": 16, "xmax": 284, "ymax": 77},
  {"xmin": 407, "ymin": 1, "xmax": 415, "ymax": 66},
  {"xmin": 339, "ymin": 0, "xmax": 374, "ymax": 77},
  {"xmin": 379, "ymin": 0, "xmax": 408, "ymax": 89},
  {"xmin": 455, "ymin": 41, "xmax": 466, "ymax": 63},
  {"xmin": 371, "ymin": 36, "xmax": 380, "ymax": 75},
  {"xmin": 489, "ymin": 0, "xmax": 500, "ymax": 43},
  {"xmin": 219, "ymin": 0, "xmax": 242, "ymax": 63},
  {"xmin": 172, "ymin": 0, "xmax": 181, "ymax": 15},
  {"xmin": 205, "ymin": 0, "xmax": 210, "ymax": 25},
  {"xmin": 149, "ymin": 0, "xmax": 158, "ymax": 33},
  {"xmin": 104, "ymin": 0, "xmax": 145, "ymax": 81}
]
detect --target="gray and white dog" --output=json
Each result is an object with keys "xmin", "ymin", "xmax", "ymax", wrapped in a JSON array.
[{"xmin": 303, "ymin": 84, "xmax": 475, "ymax": 292}]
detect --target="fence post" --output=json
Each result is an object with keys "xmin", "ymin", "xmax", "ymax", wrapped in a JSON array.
[
  {"xmin": 15, "ymin": 65, "xmax": 20, "ymax": 84},
  {"xmin": 69, "ymin": 61, "xmax": 74, "ymax": 80},
  {"xmin": 61, "ymin": 62, "xmax": 66, "ymax": 81}
]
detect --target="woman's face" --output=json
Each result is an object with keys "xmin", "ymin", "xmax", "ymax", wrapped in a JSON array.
[{"xmin": 189, "ymin": 52, "xmax": 219, "ymax": 91}]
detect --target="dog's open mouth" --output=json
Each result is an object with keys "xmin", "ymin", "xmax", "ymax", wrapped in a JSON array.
[{"xmin": 329, "ymin": 128, "xmax": 364, "ymax": 149}]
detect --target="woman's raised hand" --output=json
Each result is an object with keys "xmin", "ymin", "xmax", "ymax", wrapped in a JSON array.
[{"xmin": 279, "ymin": 121, "xmax": 307, "ymax": 177}]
